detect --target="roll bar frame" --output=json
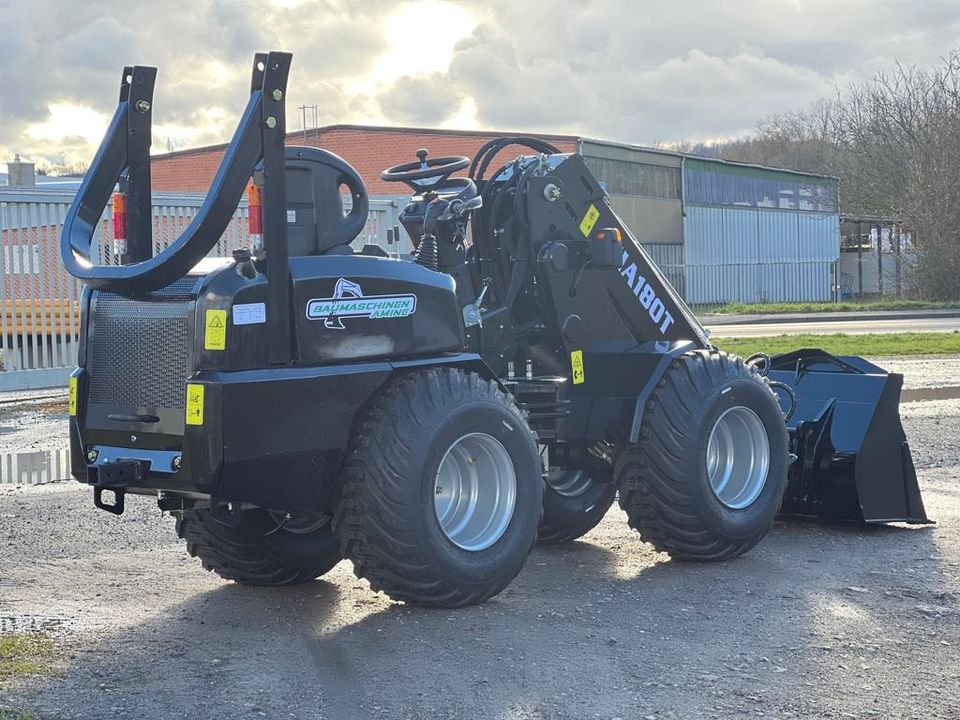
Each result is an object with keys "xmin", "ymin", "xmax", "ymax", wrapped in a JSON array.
[{"xmin": 60, "ymin": 51, "xmax": 294, "ymax": 363}]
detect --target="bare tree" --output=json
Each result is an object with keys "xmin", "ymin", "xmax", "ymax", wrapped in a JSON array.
[{"xmin": 714, "ymin": 51, "xmax": 960, "ymax": 299}]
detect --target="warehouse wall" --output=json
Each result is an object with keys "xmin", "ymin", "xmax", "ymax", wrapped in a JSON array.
[
  {"xmin": 682, "ymin": 159, "xmax": 840, "ymax": 304},
  {"xmin": 684, "ymin": 207, "xmax": 839, "ymax": 303},
  {"xmin": 580, "ymin": 140, "xmax": 683, "ymax": 246}
]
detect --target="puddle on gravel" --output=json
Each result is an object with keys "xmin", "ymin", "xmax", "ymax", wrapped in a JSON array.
[{"xmin": 0, "ymin": 449, "xmax": 71, "ymax": 485}]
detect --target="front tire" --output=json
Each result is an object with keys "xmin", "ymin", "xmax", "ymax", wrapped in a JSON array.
[
  {"xmin": 333, "ymin": 368, "xmax": 543, "ymax": 608},
  {"xmin": 616, "ymin": 349, "xmax": 788, "ymax": 561},
  {"xmin": 175, "ymin": 507, "xmax": 341, "ymax": 585}
]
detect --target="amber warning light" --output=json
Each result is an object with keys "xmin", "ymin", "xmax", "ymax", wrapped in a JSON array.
[
  {"xmin": 112, "ymin": 192, "xmax": 127, "ymax": 256},
  {"xmin": 247, "ymin": 182, "xmax": 263, "ymax": 251}
]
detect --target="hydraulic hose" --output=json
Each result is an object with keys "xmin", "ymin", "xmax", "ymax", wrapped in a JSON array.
[{"xmin": 469, "ymin": 137, "xmax": 560, "ymax": 182}]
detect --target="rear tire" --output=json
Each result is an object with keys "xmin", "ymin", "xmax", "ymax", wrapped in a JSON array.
[
  {"xmin": 333, "ymin": 368, "xmax": 543, "ymax": 608},
  {"xmin": 616, "ymin": 349, "xmax": 788, "ymax": 561},
  {"xmin": 537, "ymin": 469, "xmax": 616, "ymax": 545},
  {"xmin": 175, "ymin": 507, "xmax": 341, "ymax": 585}
]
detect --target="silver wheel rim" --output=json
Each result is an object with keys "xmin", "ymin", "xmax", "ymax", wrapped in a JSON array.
[
  {"xmin": 706, "ymin": 406, "xmax": 770, "ymax": 509},
  {"xmin": 546, "ymin": 469, "xmax": 593, "ymax": 498},
  {"xmin": 433, "ymin": 433, "xmax": 517, "ymax": 551}
]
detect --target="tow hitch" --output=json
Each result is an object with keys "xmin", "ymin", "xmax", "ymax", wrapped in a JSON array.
[{"xmin": 88, "ymin": 459, "xmax": 148, "ymax": 515}]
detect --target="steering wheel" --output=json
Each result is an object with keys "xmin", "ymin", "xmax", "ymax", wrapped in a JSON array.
[{"xmin": 381, "ymin": 149, "xmax": 470, "ymax": 191}]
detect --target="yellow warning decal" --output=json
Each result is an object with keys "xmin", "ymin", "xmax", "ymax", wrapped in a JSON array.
[
  {"xmin": 579, "ymin": 204, "xmax": 600, "ymax": 237},
  {"xmin": 571, "ymin": 349, "xmax": 585, "ymax": 385},
  {"xmin": 204, "ymin": 309, "xmax": 227, "ymax": 351},
  {"xmin": 185, "ymin": 383, "xmax": 205, "ymax": 426},
  {"xmin": 68, "ymin": 377, "xmax": 78, "ymax": 416}
]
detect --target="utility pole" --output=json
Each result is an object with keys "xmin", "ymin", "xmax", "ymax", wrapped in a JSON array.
[
  {"xmin": 856, "ymin": 219, "xmax": 863, "ymax": 296},
  {"xmin": 876, "ymin": 224, "xmax": 883, "ymax": 298}
]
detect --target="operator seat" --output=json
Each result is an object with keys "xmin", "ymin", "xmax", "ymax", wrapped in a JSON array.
[{"xmin": 283, "ymin": 147, "xmax": 369, "ymax": 256}]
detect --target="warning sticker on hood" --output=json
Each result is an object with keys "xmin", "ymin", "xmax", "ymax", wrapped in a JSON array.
[{"xmin": 204, "ymin": 309, "xmax": 227, "ymax": 350}]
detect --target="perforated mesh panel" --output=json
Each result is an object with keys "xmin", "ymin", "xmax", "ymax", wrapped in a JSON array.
[{"xmin": 87, "ymin": 277, "xmax": 198, "ymax": 410}]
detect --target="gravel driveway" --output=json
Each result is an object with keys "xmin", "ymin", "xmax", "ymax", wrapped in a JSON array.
[{"xmin": 1, "ymin": 363, "xmax": 958, "ymax": 719}]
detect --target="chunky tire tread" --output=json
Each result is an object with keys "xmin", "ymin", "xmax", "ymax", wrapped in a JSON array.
[
  {"xmin": 175, "ymin": 509, "xmax": 340, "ymax": 586},
  {"xmin": 616, "ymin": 349, "xmax": 786, "ymax": 561},
  {"xmin": 537, "ymin": 476, "xmax": 616, "ymax": 546},
  {"xmin": 333, "ymin": 368, "xmax": 542, "ymax": 608}
]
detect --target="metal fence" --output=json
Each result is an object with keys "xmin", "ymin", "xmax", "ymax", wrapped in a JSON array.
[
  {"xmin": 0, "ymin": 448, "xmax": 71, "ymax": 485},
  {"xmin": 0, "ymin": 188, "xmax": 402, "ymax": 391}
]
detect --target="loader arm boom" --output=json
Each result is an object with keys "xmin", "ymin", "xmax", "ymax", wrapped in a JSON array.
[
  {"xmin": 526, "ymin": 154, "xmax": 710, "ymax": 348},
  {"xmin": 526, "ymin": 155, "xmax": 710, "ymax": 348}
]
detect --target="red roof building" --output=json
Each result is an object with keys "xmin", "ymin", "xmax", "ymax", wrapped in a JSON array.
[{"xmin": 151, "ymin": 124, "xmax": 578, "ymax": 195}]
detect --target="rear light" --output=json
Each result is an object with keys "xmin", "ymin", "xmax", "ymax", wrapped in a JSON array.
[
  {"xmin": 112, "ymin": 192, "xmax": 127, "ymax": 256},
  {"xmin": 247, "ymin": 182, "xmax": 263, "ymax": 251}
]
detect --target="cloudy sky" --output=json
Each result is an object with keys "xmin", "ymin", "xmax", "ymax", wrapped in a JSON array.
[{"xmin": 2, "ymin": 0, "xmax": 960, "ymax": 168}]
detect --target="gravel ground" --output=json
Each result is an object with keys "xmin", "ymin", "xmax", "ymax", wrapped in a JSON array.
[
  {"xmin": 0, "ymin": 397, "xmax": 71, "ymax": 456},
  {"xmin": 876, "ymin": 355, "xmax": 960, "ymax": 390},
  {"xmin": 0, "ymin": 362, "xmax": 958, "ymax": 719}
]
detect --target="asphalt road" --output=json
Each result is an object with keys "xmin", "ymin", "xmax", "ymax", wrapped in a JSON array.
[
  {"xmin": 707, "ymin": 315, "xmax": 960, "ymax": 337},
  {"xmin": 1, "ymin": 362, "xmax": 959, "ymax": 719}
]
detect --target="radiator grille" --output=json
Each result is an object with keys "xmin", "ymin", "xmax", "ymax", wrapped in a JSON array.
[{"xmin": 87, "ymin": 277, "xmax": 198, "ymax": 410}]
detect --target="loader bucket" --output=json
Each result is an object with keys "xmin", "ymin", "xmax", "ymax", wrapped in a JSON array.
[{"xmin": 765, "ymin": 349, "xmax": 930, "ymax": 525}]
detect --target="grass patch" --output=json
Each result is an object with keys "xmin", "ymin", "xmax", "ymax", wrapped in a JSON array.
[
  {"xmin": 0, "ymin": 634, "xmax": 54, "ymax": 683},
  {"xmin": 701, "ymin": 299, "xmax": 960, "ymax": 315},
  {"xmin": 0, "ymin": 707, "xmax": 40, "ymax": 720},
  {"xmin": 716, "ymin": 331, "xmax": 960, "ymax": 358}
]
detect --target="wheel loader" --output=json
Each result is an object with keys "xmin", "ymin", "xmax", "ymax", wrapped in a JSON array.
[{"xmin": 61, "ymin": 52, "xmax": 929, "ymax": 607}]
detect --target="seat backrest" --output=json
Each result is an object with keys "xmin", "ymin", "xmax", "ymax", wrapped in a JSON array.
[{"xmin": 284, "ymin": 147, "xmax": 369, "ymax": 256}]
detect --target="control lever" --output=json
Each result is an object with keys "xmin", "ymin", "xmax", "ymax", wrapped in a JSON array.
[
  {"xmin": 447, "ymin": 195, "xmax": 483, "ymax": 219},
  {"xmin": 423, "ymin": 197, "xmax": 449, "ymax": 234},
  {"xmin": 429, "ymin": 195, "xmax": 483, "ymax": 227},
  {"xmin": 463, "ymin": 284, "xmax": 489, "ymax": 328}
]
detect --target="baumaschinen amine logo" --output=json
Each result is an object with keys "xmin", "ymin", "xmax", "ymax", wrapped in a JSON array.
[{"xmin": 306, "ymin": 278, "xmax": 417, "ymax": 329}]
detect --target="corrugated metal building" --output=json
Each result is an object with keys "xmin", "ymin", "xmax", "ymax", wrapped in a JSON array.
[
  {"xmin": 581, "ymin": 140, "xmax": 840, "ymax": 305},
  {"xmin": 149, "ymin": 127, "xmax": 840, "ymax": 305}
]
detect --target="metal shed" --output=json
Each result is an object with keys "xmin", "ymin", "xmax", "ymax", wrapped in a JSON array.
[{"xmin": 579, "ymin": 139, "xmax": 840, "ymax": 306}]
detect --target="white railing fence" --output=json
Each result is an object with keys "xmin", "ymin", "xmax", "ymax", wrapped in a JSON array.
[{"xmin": 0, "ymin": 188, "xmax": 402, "ymax": 390}]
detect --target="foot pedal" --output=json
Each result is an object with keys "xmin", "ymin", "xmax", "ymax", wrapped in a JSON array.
[{"xmin": 94, "ymin": 486, "xmax": 125, "ymax": 515}]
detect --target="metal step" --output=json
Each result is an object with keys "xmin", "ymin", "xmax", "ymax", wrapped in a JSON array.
[{"xmin": 504, "ymin": 376, "xmax": 570, "ymax": 440}]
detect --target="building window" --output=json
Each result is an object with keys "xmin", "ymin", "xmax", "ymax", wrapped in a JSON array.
[
  {"xmin": 683, "ymin": 164, "xmax": 837, "ymax": 213},
  {"xmin": 584, "ymin": 157, "xmax": 681, "ymax": 200}
]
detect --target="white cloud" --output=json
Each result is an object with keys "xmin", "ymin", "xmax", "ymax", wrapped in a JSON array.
[{"xmin": 1, "ymin": 0, "xmax": 959, "ymax": 166}]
